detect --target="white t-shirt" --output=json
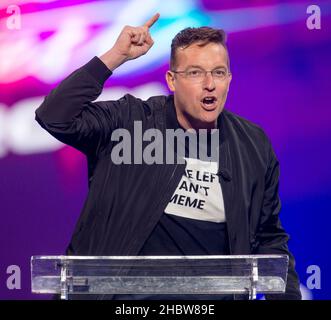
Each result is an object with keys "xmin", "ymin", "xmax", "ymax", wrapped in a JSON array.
[{"xmin": 165, "ymin": 157, "xmax": 226, "ymax": 223}]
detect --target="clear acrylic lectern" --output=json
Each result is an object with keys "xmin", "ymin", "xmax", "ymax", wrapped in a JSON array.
[{"xmin": 31, "ymin": 255, "xmax": 288, "ymax": 300}]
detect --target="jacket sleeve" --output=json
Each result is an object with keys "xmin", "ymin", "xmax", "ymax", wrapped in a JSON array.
[
  {"xmin": 254, "ymin": 137, "xmax": 302, "ymax": 300},
  {"xmin": 35, "ymin": 56, "xmax": 126, "ymax": 157}
]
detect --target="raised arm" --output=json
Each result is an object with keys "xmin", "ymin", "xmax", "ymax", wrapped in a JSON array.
[{"xmin": 35, "ymin": 14, "xmax": 160, "ymax": 156}]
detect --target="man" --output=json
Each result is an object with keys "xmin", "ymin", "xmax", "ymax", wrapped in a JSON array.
[{"xmin": 35, "ymin": 13, "xmax": 301, "ymax": 299}]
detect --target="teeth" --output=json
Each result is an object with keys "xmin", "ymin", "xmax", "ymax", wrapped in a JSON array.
[{"xmin": 203, "ymin": 97, "xmax": 215, "ymax": 104}]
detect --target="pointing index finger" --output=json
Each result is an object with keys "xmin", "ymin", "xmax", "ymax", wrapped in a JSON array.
[{"xmin": 143, "ymin": 13, "xmax": 160, "ymax": 29}]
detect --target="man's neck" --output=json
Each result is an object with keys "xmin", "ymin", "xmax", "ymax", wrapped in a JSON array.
[{"xmin": 177, "ymin": 113, "xmax": 217, "ymax": 131}]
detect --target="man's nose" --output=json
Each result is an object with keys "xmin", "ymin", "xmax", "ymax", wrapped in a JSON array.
[{"xmin": 203, "ymin": 72, "xmax": 216, "ymax": 91}]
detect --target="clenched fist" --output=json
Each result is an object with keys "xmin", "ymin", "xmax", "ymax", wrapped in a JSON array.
[{"xmin": 100, "ymin": 13, "xmax": 160, "ymax": 71}]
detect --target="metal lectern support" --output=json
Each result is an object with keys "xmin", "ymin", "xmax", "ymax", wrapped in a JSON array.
[
  {"xmin": 60, "ymin": 262, "xmax": 69, "ymax": 300},
  {"xmin": 249, "ymin": 258, "xmax": 259, "ymax": 300}
]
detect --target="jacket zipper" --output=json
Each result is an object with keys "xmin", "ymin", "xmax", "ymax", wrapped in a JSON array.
[{"xmin": 218, "ymin": 171, "xmax": 233, "ymax": 255}]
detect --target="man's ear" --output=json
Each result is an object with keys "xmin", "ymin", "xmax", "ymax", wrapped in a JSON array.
[
  {"xmin": 165, "ymin": 70, "xmax": 175, "ymax": 92},
  {"xmin": 227, "ymin": 72, "xmax": 232, "ymax": 92}
]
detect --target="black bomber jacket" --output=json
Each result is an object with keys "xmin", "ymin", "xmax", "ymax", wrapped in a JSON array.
[{"xmin": 35, "ymin": 57, "xmax": 301, "ymax": 300}]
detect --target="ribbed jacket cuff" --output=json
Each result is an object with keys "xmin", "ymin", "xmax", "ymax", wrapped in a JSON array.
[{"xmin": 83, "ymin": 56, "xmax": 113, "ymax": 86}]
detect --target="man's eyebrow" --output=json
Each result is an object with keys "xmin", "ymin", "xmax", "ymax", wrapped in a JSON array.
[
  {"xmin": 186, "ymin": 65, "xmax": 227, "ymax": 69},
  {"xmin": 185, "ymin": 65, "xmax": 203, "ymax": 69}
]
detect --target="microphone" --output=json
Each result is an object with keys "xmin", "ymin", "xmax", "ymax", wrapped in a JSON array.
[{"xmin": 217, "ymin": 168, "xmax": 232, "ymax": 181}]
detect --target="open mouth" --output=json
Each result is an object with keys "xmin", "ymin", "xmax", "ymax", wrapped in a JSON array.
[{"xmin": 201, "ymin": 96, "xmax": 217, "ymax": 109}]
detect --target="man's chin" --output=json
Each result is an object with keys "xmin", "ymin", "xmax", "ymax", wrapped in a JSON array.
[
  {"xmin": 193, "ymin": 116, "xmax": 219, "ymax": 130},
  {"xmin": 201, "ymin": 108, "xmax": 222, "ymax": 122},
  {"xmin": 182, "ymin": 108, "xmax": 222, "ymax": 129}
]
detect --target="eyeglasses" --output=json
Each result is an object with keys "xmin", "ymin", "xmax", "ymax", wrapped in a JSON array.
[{"xmin": 172, "ymin": 67, "xmax": 231, "ymax": 82}]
